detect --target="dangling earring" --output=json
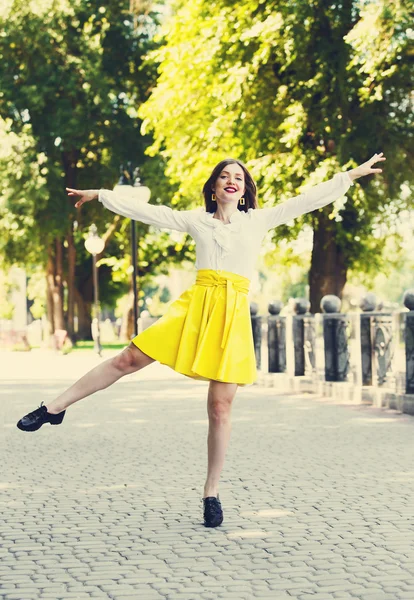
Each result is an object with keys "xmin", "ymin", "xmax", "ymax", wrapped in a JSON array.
[
  {"xmin": 212, "ymin": 193, "xmax": 216, "ymax": 201},
  {"xmin": 239, "ymin": 196, "xmax": 245, "ymax": 205}
]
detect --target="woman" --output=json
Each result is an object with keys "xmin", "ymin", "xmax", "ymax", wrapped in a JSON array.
[{"xmin": 16, "ymin": 153, "xmax": 385, "ymax": 527}]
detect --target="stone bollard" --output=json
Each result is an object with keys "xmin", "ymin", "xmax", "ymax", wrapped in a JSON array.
[
  {"xmin": 292, "ymin": 298, "xmax": 310, "ymax": 376},
  {"xmin": 360, "ymin": 292, "xmax": 376, "ymax": 385},
  {"xmin": 267, "ymin": 300, "xmax": 286, "ymax": 373},
  {"xmin": 250, "ymin": 302, "xmax": 262, "ymax": 370},
  {"xmin": 321, "ymin": 295, "xmax": 350, "ymax": 382},
  {"xmin": 372, "ymin": 315, "xmax": 394, "ymax": 387},
  {"xmin": 304, "ymin": 312, "xmax": 316, "ymax": 376},
  {"xmin": 360, "ymin": 292, "xmax": 394, "ymax": 387},
  {"xmin": 403, "ymin": 289, "xmax": 414, "ymax": 394}
]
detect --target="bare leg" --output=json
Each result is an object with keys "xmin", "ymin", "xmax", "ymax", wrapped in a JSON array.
[
  {"xmin": 203, "ymin": 380, "xmax": 238, "ymax": 498},
  {"xmin": 46, "ymin": 344, "xmax": 155, "ymax": 414}
]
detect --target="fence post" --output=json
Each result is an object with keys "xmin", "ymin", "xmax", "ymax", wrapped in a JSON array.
[
  {"xmin": 403, "ymin": 289, "xmax": 414, "ymax": 394},
  {"xmin": 321, "ymin": 294, "xmax": 350, "ymax": 382},
  {"xmin": 360, "ymin": 292, "xmax": 376, "ymax": 386},
  {"xmin": 292, "ymin": 298, "xmax": 310, "ymax": 377},
  {"xmin": 267, "ymin": 300, "xmax": 286, "ymax": 373},
  {"xmin": 250, "ymin": 301, "xmax": 262, "ymax": 370}
]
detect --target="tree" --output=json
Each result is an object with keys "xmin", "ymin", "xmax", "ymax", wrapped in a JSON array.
[
  {"xmin": 138, "ymin": 0, "xmax": 413, "ymax": 311},
  {"xmin": 0, "ymin": 0, "xmax": 195, "ymax": 338}
]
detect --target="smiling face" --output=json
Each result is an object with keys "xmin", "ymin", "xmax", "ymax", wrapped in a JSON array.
[
  {"xmin": 212, "ymin": 163, "xmax": 246, "ymax": 206},
  {"xmin": 202, "ymin": 158, "xmax": 258, "ymax": 214}
]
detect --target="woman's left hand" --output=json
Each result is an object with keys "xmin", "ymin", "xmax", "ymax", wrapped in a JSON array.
[{"xmin": 348, "ymin": 153, "xmax": 386, "ymax": 181}]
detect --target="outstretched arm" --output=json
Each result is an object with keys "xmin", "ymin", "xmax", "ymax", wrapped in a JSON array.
[
  {"xmin": 66, "ymin": 187, "xmax": 194, "ymax": 233},
  {"xmin": 255, "ymin": 153, "xmax": 386, "ymax": 232}
]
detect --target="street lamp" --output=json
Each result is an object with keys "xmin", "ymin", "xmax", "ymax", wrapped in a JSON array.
[
  {"xmin": 114, "ymin": 162, "xmax": 150, "ymax": 337},
  {"xmin": 84, "ymin": 224, "xmax": 105, "ymax": 356}
]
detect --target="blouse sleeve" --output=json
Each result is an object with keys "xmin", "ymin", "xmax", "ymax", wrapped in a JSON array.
[
  {"xmin": 254, "ymin": 171, "xmax": 354, "ymax": 232},
  {"xmin": 98, "ymin": 189, "xmax": 195, "ymax": 233}
]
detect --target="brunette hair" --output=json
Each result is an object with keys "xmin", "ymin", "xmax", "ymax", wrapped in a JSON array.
[{"xmin": 202, "ymin": 158, "xmax": 258, "ymax": 213}]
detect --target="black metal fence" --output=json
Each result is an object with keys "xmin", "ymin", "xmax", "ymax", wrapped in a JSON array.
[{"xmin": 250, "ymin": 289, "xmax": 414, "ymax": 398}]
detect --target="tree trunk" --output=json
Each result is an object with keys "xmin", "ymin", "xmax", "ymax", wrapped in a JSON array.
[
  {"xmin": 54, "ymin": 238, "xmax": 65, "ymax": 329},
  {"xmin": 309, "ymin": 212, "xmax": 347, "ymax": 313},
  {"xmin": 119, "ymin": 289, "xmax": 135, "ymax": 343},
  {"xmin": 74, "ymin": 286, "xmax": 92, "ymax": 340},
  {"xmin": 45, "ymin": 248, "xmax": 55, "ymax": 335},
  {"xmin": 46, "ymin": 241, "xmax": 65, "ymax": 332},
  {"xmin": 62, "ymin": 149, "xmax": 79, "ymax": 340},
  {"xmin": 67, "ymin": 228, "xmax": 76, "ymax": 338}
]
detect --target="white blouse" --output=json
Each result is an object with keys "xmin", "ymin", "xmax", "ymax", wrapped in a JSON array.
[{"xmin": 99, "ymin": 171, "xmax": 354, "ymax": 281}]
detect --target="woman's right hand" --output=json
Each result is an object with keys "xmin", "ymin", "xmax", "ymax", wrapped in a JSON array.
[{"xmin": 66, "ymin": 187, "xmax": 99, "ymax": 208}]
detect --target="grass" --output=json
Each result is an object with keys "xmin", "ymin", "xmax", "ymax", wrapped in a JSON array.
[{"xmin": 73, "ymin": 341, "xmax": 126, "ymax": 351}]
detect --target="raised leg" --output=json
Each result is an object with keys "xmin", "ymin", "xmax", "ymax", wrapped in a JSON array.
[
  {"xmin": 46, "ymin": 343, "xmax": 155, "ymax": 414},
  {"xmin": 203, "ymin": 380, "xmax": 238, "ymax": 499}
]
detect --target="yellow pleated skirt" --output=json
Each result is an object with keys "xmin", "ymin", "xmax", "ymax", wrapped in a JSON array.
[{"xmin": 131, "ymin": 269, "xmax": 257, "ymax": 386}]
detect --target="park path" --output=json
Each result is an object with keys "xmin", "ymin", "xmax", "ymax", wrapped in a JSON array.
[{"xmin": 1, "ymin": 349, "xmax": 414, "ymax": 600}]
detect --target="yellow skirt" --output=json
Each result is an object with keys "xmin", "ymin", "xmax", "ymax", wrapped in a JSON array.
[{"xmin": 131, "ymin": 269, "xmax": 257, "ymax": 386}]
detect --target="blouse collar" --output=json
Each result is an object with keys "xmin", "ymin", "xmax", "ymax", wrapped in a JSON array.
[
  {"xmin": 199, "ymin": 209, "xmax": 245, "ymax": 255},
  {"xmin": 201, "ymin": 209, "xmax": 244, "ymax": 227}
]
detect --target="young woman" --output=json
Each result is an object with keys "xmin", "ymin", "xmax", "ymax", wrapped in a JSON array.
[{"xmin": 17, "ymin": 153, "xmax": 385, "ymax": 527}]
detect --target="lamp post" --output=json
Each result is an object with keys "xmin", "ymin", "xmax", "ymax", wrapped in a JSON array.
[
  {"xmin": 114, "ymin": 163, "xmax": 150, "ymax": 337},
  {"xmin": 84, "ymin": 224, "xmax": 105, "ymax": 355}
]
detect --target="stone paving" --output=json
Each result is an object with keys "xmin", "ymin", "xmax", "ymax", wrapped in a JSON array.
[{"xmin": 1, "ymin": 349, "xmax": 414, "ymax": 600}]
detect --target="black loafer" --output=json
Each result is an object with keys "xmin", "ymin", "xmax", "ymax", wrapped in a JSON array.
[
  {"xmin": 203, "ymin": 494, "xmax": 223, "ymax": 527},
  {"xmin": 17, "ymin": 401, "xmax": 66, "ymax": 432}
]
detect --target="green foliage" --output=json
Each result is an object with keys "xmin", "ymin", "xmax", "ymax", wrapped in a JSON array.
[
  {"xmin": 159, "ymin": 285, "xmax": 171, "ymax": 303},
  {"xmin": 1, "ymin": 0, "xmax": 412, "ymax": 318},
  {"xmin": 0, "ymin": 0, "xmax": 162, "ymax": 243},
  {"xmin": 0, "ymin": 122, "xmax": 50, "ymax": 266},
  {"xmin": 12, "ymin": 342, "xmax": 32, "ymax": 352},
  {"xmin": 0, "ymin": 269, "xmax": 14, "ymax": 319},
  {"xmin": 283, "ymin": 275, "xmax": 308, "ymax": 304},
  {"xmin": 26, "ymin": 267, "xmax": 47, "ymax": 319},
  {"xmin": 0, "ymin": 0, "xmax": 195, "ymax": 325},
  {"xmin": 139, "ymin": 0, "xmax": 413, "ymax": 275}
]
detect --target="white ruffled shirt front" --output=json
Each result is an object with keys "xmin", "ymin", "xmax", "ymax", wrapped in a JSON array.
[{"xmin": 99, "ymin": 171, "xmax": 354, "ymax": 281}]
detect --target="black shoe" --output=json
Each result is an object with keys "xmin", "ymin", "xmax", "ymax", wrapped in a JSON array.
[
  {"xmin": 17, "ymin": 401, "xmax": 66, "ymax": 432},
  {"xmin": 203, "ymin": 494, "xmax": 223, "ymax": 527}
]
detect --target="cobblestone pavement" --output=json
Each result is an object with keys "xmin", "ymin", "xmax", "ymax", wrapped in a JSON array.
[{"xmin": 1, "ymin": 350, "xmax": 414, "ymax": 600}]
